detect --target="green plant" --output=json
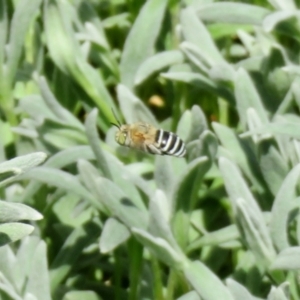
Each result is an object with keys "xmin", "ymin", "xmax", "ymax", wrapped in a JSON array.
[{"xmin": 1, "ymin": 0, "xmax": 300, "ymax": 299}]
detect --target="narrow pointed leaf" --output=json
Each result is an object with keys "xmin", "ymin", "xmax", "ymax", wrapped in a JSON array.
[
  {"xmin": 117, "ymin": 84, "xmax": 157, "ymax": 126},
  {"xmin": 132, "ymin": 228, "xmax": 184, "ymax": 269},
  {"xmin": 135, "ymin": 50, "xmax": 184, "ymax": 86},
  {"xmin": 7, "ymin": 0, "xmax": 42, "ymax": 84},
  {"xmin": 196, "ymin": 3, "xmax": 270, "ymax": 25},
  {"xmin": 0, "ymin": 201, "xmax": 43, "ymax": 223},
  {"xmin": 181, "ymin": 7, "xmax": 225, "ymax": 65},
  {"xmin": 26, "ymin": 241, "xmax": 51, "ymax": 300},
  {"xmin": 0, "ymin": 223, "xmax": 34, "ymax": 246},
  {"xmin": 184, "ymin": 260, "xmax": 234, "ymax": 300},
  {"xmin": 84, "ymin": 109, "xmax": 112, "ymax": 179},
  {"xmin": 94, "ymin": 177, "xmax": 148, "ymax": 229},
  {"xmin": 270, "ymin": 164, "xmax": 300, "ymax": 251},
  {"xmin": 235, "ymin": 68, "xmax": 268, "ymax": 129},
  {"xmin": 99, "ymin": 218, "xmax": 130, "ymax": 253},
  {"xmin": 120, "ymin": 0, "xmax": 168, "ymax": 89}
]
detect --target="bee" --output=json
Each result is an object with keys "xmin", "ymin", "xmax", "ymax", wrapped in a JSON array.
[{"xmin": 111, "ymin": 116, "xmax": 186, "ymax": 157}]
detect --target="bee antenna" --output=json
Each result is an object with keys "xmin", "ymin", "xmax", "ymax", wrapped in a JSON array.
[{"xmin": 111, "ymin": 108, "xmax": 121, "ymax": 127}]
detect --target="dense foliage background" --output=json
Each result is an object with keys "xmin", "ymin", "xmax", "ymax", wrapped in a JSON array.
[{"xmin": 1, "ymin": 0, "xmax": 300, "ymax": 299}]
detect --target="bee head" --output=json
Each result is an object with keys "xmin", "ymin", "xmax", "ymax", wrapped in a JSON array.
[
  {"xmin": 112, "ymin": 123, "xmax": 128, "ymax": 145},
  {"xmin": 110, "ymin": 108, "xmax": 127, "ymax": 145},
  {"xmin": 115, "ymin": 126, "xmax": 128, "ymax": 145}
]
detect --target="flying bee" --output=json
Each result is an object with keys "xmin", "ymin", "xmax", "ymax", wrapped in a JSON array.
[{"xmin": 111, "ymin": 115, "xmax": 186, "ymax": 157}]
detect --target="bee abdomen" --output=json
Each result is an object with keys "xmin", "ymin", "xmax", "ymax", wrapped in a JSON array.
[{"xmin": 155, "ymin": 129, "xmax": 186, "ymax": 157}]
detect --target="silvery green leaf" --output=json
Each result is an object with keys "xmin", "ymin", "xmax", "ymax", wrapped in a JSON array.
[
  {"xmin": 18, "ymin": 95, "xmax": 57, "ymax": 123},
  {"xmin": 209, "ymin": 63, "xmax": 235, "ymax": 82},
  {"xmin": 177, "ymin": 110, "xmax": 192, "ymax": 142},
  {"xmin": 258, "ymin": 139, "xmax": 289, "ymax": 195},
  {"xmin": 180, "ymin": 7, "xmax": 225, "ymax": 66},
  {"xmin": 266, "ymin": 0, "xmax": 296, "ymax": 13},
  {"xmin": 173, "ymin": 156, "xmax": 210, "ymax": 210},
  {"xmin": 187, "ymin": 130, "xmax": 218, "ymax": 162},
  {"xmin": 183, "ymin": 260, "xmax": 234, "ymax": 300},
  {"xmin": 77, "ymin": 159, "xmax": 106, "ymax": 212},
  {"xmin": 19, "ymin": 146, "xmax": 95, "ymax": 203},
  {"xmin": 14, "ymin": 236, "xmax": 40, "ymax": 291},
  {"xmin": 154, "ymin": 156, "xmax": 175, "ymax": 201},
  {"xmin": 39, "ymin": 119, "xmax": 87, "ymax": 149},
  {"xmin": 122, "ymin": 163, "xmax": 154, "ymax": 198},
  {"xmin": 218, "ymin": 156, "xmax": 264, "ymax": 222},
  {"xmin": 270, "ymin": 164, "xmax": 300, "ymax": 251},
  {"xmin": 99, "ymin": 218, "xmax": 130, "ymax": 253},
  {"xmin": 230, "ymin": 44, "xmax": 247, "ymax": 57},
  {"xmin": 11, "ymin": 126, "xmax": 38, "ymax": 139},
  {"xmin": 234, "ymin": 68, "xmax": 268, "ymax": 129},
  {"xmin": 117, "ymin": 84, "xmax": 157, "ymax": 126},
  {"xmin": 62, "ymin": 290, "xmax": 100, "ymax": 300},
  {"xmin": 241, "ymin": 117, "xmax": 300, "ymax": 140},
  {"xmin": 177, "ymin": 291, "xmax": 200, "ymax": 300},
  {"xmin": 0, "ymin": 272, "xmax": 22, "ymax": 300},
  {"xmin": 134, "ymin": 50, "xmax": 184, "ymax": 86},
  {"xmin": 247, "ymin": 110, "xmax": 289, "ymax": 194},
  {"xmin": 43, "ymin": 1, "xmax": 115, "ymax": 130},
  {"xmin": 213, "ymin": 123, "xmax": 264, "ymax": 191},
  {"xmin": 263, "ymin": 11, "xmax": 299, "ymax": 33},
  {"xmin": 271, "ymin": 247, "xmax": 300, "ymax": 270},
  {"xmin": 274, "ymin": 80, "xmax": 294, "ymax": 116},
  {"xmin": 84, "ymin": 108, "xmax": 112, "ymax": 179},
  {"xmin": 94, "ymin": 177, "xmax": 148, "ymax": 229},
  {"xmin": 38, "ymin": 76, "xmax": 84, "ymax": 130},
  {"xmin": 0, "ymin": 246, "xmax": 15, "ymax": 286},
  {"xmin": 43, "ymin": 0, "xmax": 77, "ymax": 74},
  {"xmin": 0, "ymin": 223, "xmax": 34, "ymax": 246},
  {"xmin": 0, "ymin": 201, "xmax": 43, "ymax": 223},
  {"xmin": 149, "ymin": 190, "xmax": 179, "ymax": 250},
  {"xmin": 19, "ymin": 167, "xmax": 98, "ymax": 208},
  {"xmin": 290, "ymin": 77, "xmax": 300, "ymax": 114},
  {"xmin": 0, "ymin": 152, "xmax": 47, "ymax": 173},
  {"xmin": 172, "ymin": 157, "xmax": 210, "ymax": 249},
  {"xmin": 79, "ymin": 156, "xmax": 150, "ymax": 213},
  {"xmin": 120, "ymin": 0, "xmax": 168, "ymax": 89},
  {"xmin": 105, "ymin": 155, "xmax": 148, "ymax": 209},
  {"xmin": 195, "ymin": 2, "xmax": 270, "ymax": 25},
  {"xmin": 25, "ymin": 241, "xmax": 51, "ymax": 300},
  {"xmin": 267, "ymin": 282, "xmax": 289, "ymax": 300},
  {"xmin": 219, "ymin": 158, "xmax": 276, "ymax": 264},
  {"xmin": 0, "ymin": 152, "xmax": 47, "ymax": 187},
  {"xmin": 187, "ymin": 225, "xmax": 239, "ymax": 252},
  {"xmin": 237, "ymin": 56, "xmax": 264, "ymax": 72},
  {"xmin": 24, "ymin": 294, "xmax": 38, "ymax": 300},
  {"xmin": 246, "ymin": 108, "xmax": 272, "ymax": 143},
  {"xmin": 0, "ymin": 1, "xmax": 7, "ymax": 80},
  {"xmin": 186, "ymin": 105, "xmax": 208, "ymax": 143},
  {"xmin": 161, "ymin": 71, "xmax": 234, "ymax": 103},
  {"xmin": 180, "ymin": 41, "xmax": 210, "ymax": 73},
  {"xmin": 236, "ymin": 198, "xmax": 275, "ymax": 267},
  {"xmin": 50, "ymin": 222, "xmax": 101, "ymax": 292},
  {"xmin": 132, "ymin": 228, "xmax": 185, "ymax": 269},
  {"xmin": 102, "ymin": 13, "xmax": 130, "ymax": 29},
  {"xmin": 83, "ymin": 21, "xmax": 109, "ymax": 49},
  {"xmin": 226, "ymin": 278, "xmax": 257, "ymax": 300},
  {"xmin": 282, "ymin": 65, "xmax": 300, "ymax": 76},
  {"xmin": 45, "ymin": 146, "xmax": 94, "ymax": 168},
  {"xmin": 161, "ymin": 71, "xmax": 216, "ymax": 90},
  {"xmin": 6, "ymin": 0, "xmax": 42, "ymax": 85}
]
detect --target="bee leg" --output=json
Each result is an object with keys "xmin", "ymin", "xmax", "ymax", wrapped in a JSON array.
[{"xmin": 146, "ymin": 144, "xmax": 163, "ymax": 155}]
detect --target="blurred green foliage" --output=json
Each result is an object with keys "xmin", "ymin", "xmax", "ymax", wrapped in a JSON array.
[{"xmin": 0, "ymin": 0, "xmax": 300, "ymax": 299}]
